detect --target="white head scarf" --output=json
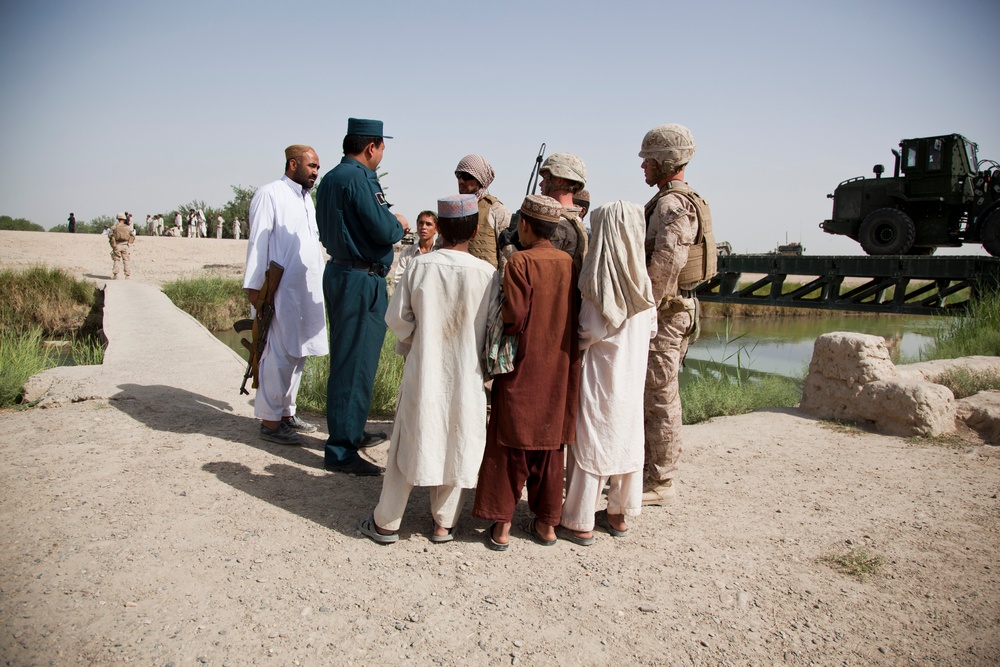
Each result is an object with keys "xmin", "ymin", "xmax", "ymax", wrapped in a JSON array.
[{"xmin": 578, "ymin": 200, "xmax": 654, "ymax": 328}]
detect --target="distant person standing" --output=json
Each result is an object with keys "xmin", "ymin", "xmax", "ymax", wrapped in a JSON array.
[
  {"xmin": 145, "ymin": 215, "xmax": 154, "ymax": 235},
  {"xmin": 216, "ymin": 213, "xmax": 225, "ymax": 239},
  {"xmin": 315, "ymin": 117, "xmax": 409, "ymax": 476},
  {"xmin": 174, "ymin": 211, "xmax": 183, "ymax": 233},
  {"xmin": 188, "ymin": 209, "xmax": 197, "ymax": 238},
  {"xmin": 243, "ymin": 144, "xmax": 329, "ymax": 444},
  {"xmin": 155, "ymin": 214, "xmax": 164, "ymax": 236},
  {"xmin": 197, "ymin": 209, "xmax": 208, "ymax": 238},
  {"xmin": 109, "ymin": 212, "xmax": 135, "ymax": 279},
  {"xmin": 233, "ymin": 217, "xmax": 241, "ymax": 240},
  {"xmin": 68, "ymin": 212, "xmax": 76, "ymax": 233}
]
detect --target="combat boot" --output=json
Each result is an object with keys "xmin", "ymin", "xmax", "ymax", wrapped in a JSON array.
[{"xmin": 641, "ymin": 479, "xmax": 677, "ymax": 506}]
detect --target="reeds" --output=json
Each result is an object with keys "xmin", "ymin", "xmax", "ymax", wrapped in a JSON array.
[{"xmin": 161, "ymin": 277, "xmax": 249, "ymax": 332}]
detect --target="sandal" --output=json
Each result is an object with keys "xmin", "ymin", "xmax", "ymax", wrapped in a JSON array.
[
  {"xmin": 595, "ymin": 509, "xmax": 629, "ymax": 537},
  {"xmin": 520, "ymin": 517, "xmax": 557, "ymax": 546},
  {"xmin": 357, "ymin": 514, "xmax": 398, "ymax": 545},
  {"xmin": 429, "ymin": 523, "xmax": 455, "ymax": 544},
  {"xmin": 485, "ymin": 522, "xmax": 508, "ymax": 551},
  {"xmin": 555, "ymin": 524, "xmax": 595, "ymax": 546}
]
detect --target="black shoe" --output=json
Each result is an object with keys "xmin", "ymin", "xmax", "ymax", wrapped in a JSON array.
[
  {"xmin": 359, "ymin": 431, "xmax": 388, "ymax": 449},
  {"xmin": 283, "ymin": 415, "xmax": 317, "ymax": 433},
  {"xmin": 260, "ymin": 422, "xmax": 302, "ymax": 445},
  {"xmin": 324, "ymin": 457, "xmax": 385, "ymax": 476}
]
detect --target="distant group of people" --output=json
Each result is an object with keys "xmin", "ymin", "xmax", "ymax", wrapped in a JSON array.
[{"xmin": 242, "ymin": 119, "xmax": 714, "ymax": 550}]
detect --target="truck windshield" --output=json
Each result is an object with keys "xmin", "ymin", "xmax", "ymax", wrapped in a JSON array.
[{"xmin": 963, "ymin": 140, "xmax": 979, "ymax": 170}]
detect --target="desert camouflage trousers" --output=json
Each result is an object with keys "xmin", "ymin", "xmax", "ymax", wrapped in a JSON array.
[
  {"xmin": 643, "ymin": 308, "xmax": 691, "ymax": 487},
  {"xmin": 112, "ymin": 245, "xmax": 131, "ymax": 279}
]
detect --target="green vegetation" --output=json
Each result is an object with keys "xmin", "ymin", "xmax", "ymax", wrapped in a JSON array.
[
  {"xmin": 934, "ymin": 367, "xmax": 1000, "ymax": 399},
  {"xmin": 0, "ymin": 266, "xmax": 97, "ymax": 336},
  {"xmin": 162, "ymin": 277, "xmax": 249, "ymax": 332},
  {"xmin": 0, "ymin": 268, "xmax": 105, "ymax": 408},
  {"xmin": 0, "ymin": 215, "xmax": 44, "ymax": 232},
  {"xmin": 682, "ymin": 374, "xmax": 801, "ymax": 424},
  {"xmin": 920, "ymin": 289, "xmax": 1000, "ymax": 360},
  {"xmin": 0, "ymin": 327, "xmax": 53, "ymax": 406},
  {"xmin": 823, "ymin": 546, "xmax": 886, "ymax": 580},
  {"xmin": 296, "ymin": 331, "xmax": 404, "ymax": 418}
]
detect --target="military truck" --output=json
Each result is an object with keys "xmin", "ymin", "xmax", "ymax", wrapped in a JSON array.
[{"xmin": 820, "ymin": 134, "xmax": 1000, "ymax": 256}]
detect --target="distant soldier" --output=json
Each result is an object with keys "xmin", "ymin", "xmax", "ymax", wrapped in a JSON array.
[
  {"xmin": 573, "ymin": 189, "xmax": 591, "ymax": 223},
  {"xmin": 109, "ymin": 212, "xmax": 136, "ymax": 279},
  {"xmin": 639, "ymin": 123, "xmax": 716, "ymax": 506}
]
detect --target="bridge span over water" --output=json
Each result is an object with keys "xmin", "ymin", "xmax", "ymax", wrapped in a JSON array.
[{"xmin": 696, "ymin": 255, "xmax": 1000, "ymax": 316}]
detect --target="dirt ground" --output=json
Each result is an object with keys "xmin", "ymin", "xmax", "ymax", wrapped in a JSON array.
[{"xmin": 1, "ymin": 230, "xmax": 999, "ymax": 666}]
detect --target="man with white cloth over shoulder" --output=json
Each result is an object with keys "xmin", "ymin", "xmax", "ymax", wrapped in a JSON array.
[
  {"xmin": 559, "ymin": 200, "xmax": 657, "ymax": 544},
  {"xmin": 243, "ymin": 144, "xmax": 329, "ymax": 445}
]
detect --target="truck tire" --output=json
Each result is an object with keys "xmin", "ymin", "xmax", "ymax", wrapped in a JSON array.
[
  {"xmin": 858, "ymin": 208, "xmax": 916, "ymax": 255},
  {"xmin": 982, "ymin": 209, "xmax": 1000, "ymax": 257}
]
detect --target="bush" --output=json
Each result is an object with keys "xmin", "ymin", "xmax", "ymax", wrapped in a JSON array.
[
  {"xmin": 0, "ymin": 267, "xmax": 97, "ymax": 336},
  {"xmin": 0, "ymin": 215, "xmax": 44, "ymax": 232},
  {"xmin": 921, "ymin": 289, "xmax": 1000, "ymax": 359},
  {"xmin": 682, "ymin": 374, "xmax": 801, "ymax": 424},
  {"xmin": 162, "ymin": 277, "xmax": 249, "ymax": 331},
  {"xmin": 0, "ymin": 327, "xmax": 54, "ymax": 407}
]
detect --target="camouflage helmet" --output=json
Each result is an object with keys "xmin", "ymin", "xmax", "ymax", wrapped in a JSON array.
[
  {"xmin": 539, "ymin": 152, "xmax": 587, "ymax": 186},
  {"xmin": 638, "ymin": 124, "xmax": 696, "ymax": 168}
]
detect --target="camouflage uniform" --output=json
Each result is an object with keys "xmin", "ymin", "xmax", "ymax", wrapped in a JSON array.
[
  {"xmin": 643, "ymin": 192, "xmax": 698, "ymax": 489},
  {"xmin": 109, "ymin": 219, "xmax": 136, "ymax": 279}
]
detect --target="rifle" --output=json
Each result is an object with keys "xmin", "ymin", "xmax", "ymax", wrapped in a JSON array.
[
  {"xmin": 236, "ymin": 260, "xmax": 285, "ymax": 395},
  {"xmin": 499, "ymin": 143, "xmax": 547, "ymax": 254}
]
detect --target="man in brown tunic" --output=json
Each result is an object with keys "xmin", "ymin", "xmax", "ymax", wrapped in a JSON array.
[{"xmin": 473, "ymin": 194, "xmax": 581, "ymax": 550}]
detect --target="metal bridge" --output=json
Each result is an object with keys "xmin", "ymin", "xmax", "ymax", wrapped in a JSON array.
[{"xmin": 695, "ymin": 255, "xmax": 1000, "ymax": 315}]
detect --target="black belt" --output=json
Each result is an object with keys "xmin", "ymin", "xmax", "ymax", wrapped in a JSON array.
[{"xmin": 332, "ymin": 257, "xmax": 389, "ymax": 278}]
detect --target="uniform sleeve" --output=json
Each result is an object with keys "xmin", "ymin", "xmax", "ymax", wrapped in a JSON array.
[
  {"xmin": 243, "ymin": 188, "xmax": 275, "ymax": 290},
  {"xmin": 502, "ymin": 253, "xmax": 532, "ymax": 335},
  {"xmin": 489, "ymin": 201, "xmax": 511, "ymax": 240},
  {"xmin": 349, "ymin": 171, "xmax": 404, "ymax": 246},
  {"xmin": 647, "ymin": 194, "xmax": 695, "ymax": 307}
]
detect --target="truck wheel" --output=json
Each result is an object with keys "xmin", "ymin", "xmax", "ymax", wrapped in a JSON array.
[
  {"xmin": 858, "ymin": 208, "xmax": 916, "ymax": 255},
  {"xmin": 982, "ymin": 209, "xmax": 1000, "ymax": 257}
]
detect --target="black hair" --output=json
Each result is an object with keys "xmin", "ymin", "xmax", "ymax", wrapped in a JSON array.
[
  {"xmin": 343, "ymin": 135, "xmax": 383, "ymax": 156},
  {"xmin": 521, "ymin": 212, "xmax": 557, "ymax": 240},
  {"xmin": 437, "ymin": 213, "xmax": 478, "ymax": 245}
]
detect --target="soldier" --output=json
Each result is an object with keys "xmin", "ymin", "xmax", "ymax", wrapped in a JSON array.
[
  {"xmin": 572, "ymin": 189, "xmax": 591, "ymax": 223},
  {"xmin": 539, "ymin": 152, "xmax": 589, "ymax": 271},
  {"xmin": 109, "ymin": 212, "xmax": 136, "ymax": 279},
  {"xmin": 454, "ymin": 154, "xmax": 511, "ymax": 269},
  {"xmin": 640, "ymin": 124, "xmax": 715, "ymax": 506}
]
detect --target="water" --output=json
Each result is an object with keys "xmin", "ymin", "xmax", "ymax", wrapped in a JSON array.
[
  {"xmin": 212, "ymin": 314, "xmax": 950, "ymax": 382},
  {"xmin": 685, "ymin": 314, "xmax": 948, "ymax": 381}
]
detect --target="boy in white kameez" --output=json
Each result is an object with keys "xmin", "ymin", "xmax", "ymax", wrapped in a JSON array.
[
  {"xmin": 359, "ymin": 194, "xmax": 500, "ymax": 544},
  {"xmin": 559, "ymin": 201, "xmax": 657, "ymax": 543}
]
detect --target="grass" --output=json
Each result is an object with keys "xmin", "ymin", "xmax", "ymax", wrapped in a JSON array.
[
  {"xmin": 71, "ymin": 334, "xmax": 106, "ymax": 366},
  {"xmin": 0, "ymin": 266, "xmax": 96, "ymax": 335},
  {"xmin": 823, "ymin": 546, "xmax": 886, "ymax": 580},
  {"xmin": 0, "ymin": 327, "xmax": 54, "ymax": 406},
  {"xmin": 162, "ymin": 276, "xmax": 249, "ymax": 331},
  {"xmin": 934, "ymin": 367, "xmax": 1000, "ymax": 399},
  {"xmin": 919, "ymin": 288, "xmax": 1000, "ymax": 360},
  {"xmin": 296, "ymin": 330, "xmax": 405, "ymax": 418}
]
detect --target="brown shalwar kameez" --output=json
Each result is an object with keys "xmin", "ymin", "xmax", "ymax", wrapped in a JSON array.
[{"xmin": 473, "ymin": 240, "xmax": 580, "ymax": 526}]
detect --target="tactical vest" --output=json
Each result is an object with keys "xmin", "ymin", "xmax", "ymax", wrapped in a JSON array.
[
  {"xmin": 469, "ymin": 195, "xmax": 499, "ymax": 268},
  {"xmin": 644, "ymin": 181, "xmax": 716, "ymax": 290},
  {"xmin": 112, "ymin": 223, "xmax": 132, "ymax": 245}
]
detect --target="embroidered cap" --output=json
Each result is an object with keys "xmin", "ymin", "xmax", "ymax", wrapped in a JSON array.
[
  {"xmin": 437, "ymin": 194, "xmax": 478, "ymax": 219},
  {"xmin": 346, "ymin": 118, "xmax": 393, "ymax": 139},
  {"xmin": 519, "ymin": 194, "xmax": 562, "ymax": 224}
]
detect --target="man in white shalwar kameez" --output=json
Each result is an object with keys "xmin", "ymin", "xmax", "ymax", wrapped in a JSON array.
[
  {"xmin": 560, "ymin": 201, "xmax": 657, "ymax": 543},
  {"xmin": 359, "ymin": 194, "xmax": 500, "ymax": 544},
  {"xmin": 243, "ymin": 144, "xmax": 329, "ymax": 445}
]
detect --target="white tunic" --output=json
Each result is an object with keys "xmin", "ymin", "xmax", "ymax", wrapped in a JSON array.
[
  {"xmin": 243, "ymin": 175, "xmax": 328, "ymax": 358},
  {"xmin": 575, "ymin": 297, "xmax": 657, "ymax": 476},
  {"xmin": 385, "ymin": 249, "xmax": 500, "ymax": 487}
]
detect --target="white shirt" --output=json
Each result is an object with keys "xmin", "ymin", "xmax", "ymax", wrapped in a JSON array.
[
  {"xmin": 574, "ymin": 298, "xmax": 658, "ymax": 476},
  {"xmin": 384, "ymin": 249, "xmax": 500, "ymax": 487},
  {"xmin": 243, "ymin": 175, "xmax": 328, "ymax": 358}
]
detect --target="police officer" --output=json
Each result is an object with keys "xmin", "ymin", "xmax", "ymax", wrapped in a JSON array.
[
  {"xmin": 316, "ymin": 118, "xmax": 409, "ymax": 476},
  {"xmin": 640, "ymin": 124, "xmax": 716, "ymax": 505}
]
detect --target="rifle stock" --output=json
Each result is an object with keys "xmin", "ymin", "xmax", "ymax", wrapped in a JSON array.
[{"xmin": 238, "ymin": 261, "xmax": 285, "ymax": 395}]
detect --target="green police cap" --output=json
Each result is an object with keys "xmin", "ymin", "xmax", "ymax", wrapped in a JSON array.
[{"xmin": 346, "ymin": 118, "xmax": 393, "ymax": 139}]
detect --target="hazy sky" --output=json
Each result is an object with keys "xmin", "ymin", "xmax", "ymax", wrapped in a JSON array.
[{"xmin": 1, "ymin": 0, "xmax": 997, "ymax": 255}]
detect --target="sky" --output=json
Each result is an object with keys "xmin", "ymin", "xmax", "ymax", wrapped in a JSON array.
[{"xmin": 1, "ymin": 0, "xmax": 998, "ymax": 255}]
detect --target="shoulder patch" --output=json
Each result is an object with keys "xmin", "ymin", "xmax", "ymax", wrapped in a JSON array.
[{"xmin": 376, "ymin": 192, "xmax": 387, "ymax": 206}]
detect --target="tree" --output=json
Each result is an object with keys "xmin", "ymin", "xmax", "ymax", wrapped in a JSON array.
[{"xmin": 0, "ymin": 215, "xmax": 45, "ymax": 232}]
